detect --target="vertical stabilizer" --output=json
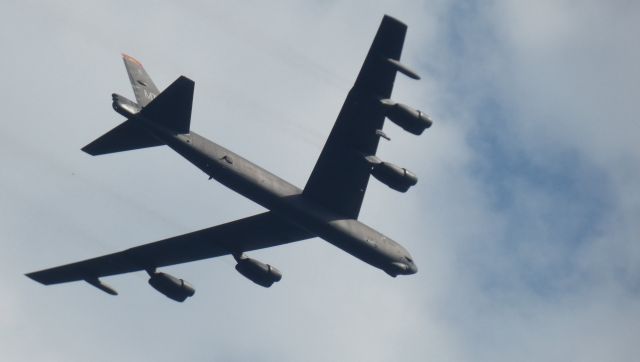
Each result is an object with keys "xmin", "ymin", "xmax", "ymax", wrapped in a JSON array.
[
  {"xmin": 122, "ymin": 54, "xmax": 160, "ymax": 107},
  {"xmin": 82, "ymin": 57, "xmax": 194, "ymax": 156}
]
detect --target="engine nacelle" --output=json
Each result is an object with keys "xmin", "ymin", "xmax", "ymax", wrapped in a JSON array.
[
  {"xmin": 148, "ymin": 272, "xmax": 195, "ymax": 302},
  {"xmin": 370, "ymin": 161, "xmax": 418, "ymax": 192},
  {"xmin": 235, "ymin": 256, "xmax": 282, "ymax": 288},
  {"xmin": 381, "ymin": 100, "xmax": 432, "ymax": 135},
  {"xmin": 112, "ymin": 93, "xmax": 141, "ymax": 118}
]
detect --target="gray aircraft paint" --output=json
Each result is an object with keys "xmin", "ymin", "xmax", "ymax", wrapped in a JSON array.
[
  {"xmin": 26, "ymin": 15, "xmax": 425, "ymax": 298},
  {"xmin": 158, "ymin": 126, "xmax": 418, "ymax": 276}
]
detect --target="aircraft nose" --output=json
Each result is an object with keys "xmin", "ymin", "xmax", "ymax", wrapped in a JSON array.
[
  {"xmin": 390, "ymin": 261, "xmax": 417, "ymax": 276},
  {"xmin": 402, "ymin": 255, "xmax": 418, "ymax": 275}
]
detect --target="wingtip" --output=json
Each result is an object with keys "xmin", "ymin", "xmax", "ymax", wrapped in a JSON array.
[
  {"xmin": 25, "ymin": 272, "xmax": 47, "ymax": 285},
  {"xmin": 382, "ymin": 14, "xmax": 407, "ymax": 28}
]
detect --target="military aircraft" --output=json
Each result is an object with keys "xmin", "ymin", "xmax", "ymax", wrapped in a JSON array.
[{"xmin": 26, "ymin": 15, "xmax": 432, "ymax": 302}]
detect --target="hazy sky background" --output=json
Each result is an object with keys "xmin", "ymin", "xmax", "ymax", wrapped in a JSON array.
[{"xmin": 1, "ymin": 1, "xmax": 638, "ymax": 361}]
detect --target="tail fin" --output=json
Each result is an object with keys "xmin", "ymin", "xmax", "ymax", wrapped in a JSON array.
[
  {"xmin": 82, "ymin": 55, "xmax": 195, "ymax": 156},
  {"xmin": 122, "ymin": 53, "xmax": 160, "ymax": 107}
]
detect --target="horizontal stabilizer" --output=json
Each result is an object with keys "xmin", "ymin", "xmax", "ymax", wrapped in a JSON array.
[
  {"xmin": 82, "ymin": 119, "xmax": 163, "ymax": 156},
  {"xmin": 140, "ymin": 76, "xmax": 194, "ymax": 134}
]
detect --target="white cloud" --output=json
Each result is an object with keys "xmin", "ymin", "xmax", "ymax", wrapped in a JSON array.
[
  {"xmin": 1, "ymin": 0, "xmax": 638, "ymax": 361},
  {"xmin": 417, "ymin": 1, "xmax": 640, "ymax": 360}
]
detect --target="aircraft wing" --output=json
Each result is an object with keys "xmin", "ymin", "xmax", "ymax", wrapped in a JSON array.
[
  {"xmin": 303, "ymin": 15, "xmax": 408, "ymax": 218},
  {"xmin": 26, "ymin": 212, "xmax": 313, "ymax": 285},
  {"xmin": 122, "ymin": 53, "xmax": 160, "ymax": 107}
]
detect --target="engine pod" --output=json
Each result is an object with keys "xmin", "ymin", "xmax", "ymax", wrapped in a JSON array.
[
  {"xmin": 235, "ymin": 257, "xmax": 282, "ymax": 288},
  {"xmin": 380, "ymin": 100, "xmax": 433, "ymax": 135},
  {"xmin": 148, "ymin": 272, "xmax": 195, "ymax": 302},
  {"xmin": 370, "ymin": 161, "xmax": 418, "ymax": 192}
]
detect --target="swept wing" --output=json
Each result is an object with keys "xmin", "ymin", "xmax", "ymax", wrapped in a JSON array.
[
  {"xmin": 27, "ymin": 212, "xmax": 312, "ymax": 285},
  {"xmin": 302, "ymin": 16, "xmax": 409, "ymax": 218}
]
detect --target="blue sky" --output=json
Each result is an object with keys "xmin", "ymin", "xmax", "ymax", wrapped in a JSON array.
[{"xmin": 1, "ymin": 1, "xmax": 638, "ymax": 361}]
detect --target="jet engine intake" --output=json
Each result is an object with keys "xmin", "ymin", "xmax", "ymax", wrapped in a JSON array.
[
  {"xmin": 380, "ymin": 100, "xmax": 432, "ymax": 135},
  {"xmin": 147, "ymin": 271, "xmax": 195, "ymax": 302},
  {"xmin": 370, "ymin": 161, "xmax": 418, "ymax": 192},
  {"xmin": 235, "ymin": 256, "xmax": 282, "ymax": 288},
  {"xmin": 112, "ymin": 93, "xmax": 141, "ymax": 118}
]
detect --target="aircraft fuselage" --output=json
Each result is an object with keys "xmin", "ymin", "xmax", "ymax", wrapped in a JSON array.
[{"xmin": 143, "ymin": 119, "xmax": 417, "ymax": 276}]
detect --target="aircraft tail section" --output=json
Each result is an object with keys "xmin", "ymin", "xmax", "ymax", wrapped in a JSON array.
[
  {"xmin": 122, "ymin": 53, "xmax": 160, "ymax": 107},
  {"xmin": 82, "ymin": 56, "xmax": 194, "ymax": 156},
  {"xmin": 138, "ymin": 76, "xmax": 194, "ymax": 134},
  {"xmin": 82, "ymin": 119, "xmax": 163, "ymax": 156}
]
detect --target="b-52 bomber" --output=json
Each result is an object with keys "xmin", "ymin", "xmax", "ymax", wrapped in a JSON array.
[{"xmin": 26, "ymin": 15, "xmax": 432, "ymax": 302}]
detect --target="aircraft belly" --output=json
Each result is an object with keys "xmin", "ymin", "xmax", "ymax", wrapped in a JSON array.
[
  {"xmin": 163, "ymin": 131, "xmax": 400, "ymax": 272},
  {"xmin": 268, "ymin": 197, "xmax": 399, "ymax": 270},
  {"xmin": 166, "ymin": 132, "xmax": 300, "ymax": 200}
]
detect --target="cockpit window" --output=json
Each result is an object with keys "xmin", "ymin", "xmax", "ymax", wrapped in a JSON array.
[{"xmin": 404, "ymin": 256, "xmax": 413, "ymax": 263}]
